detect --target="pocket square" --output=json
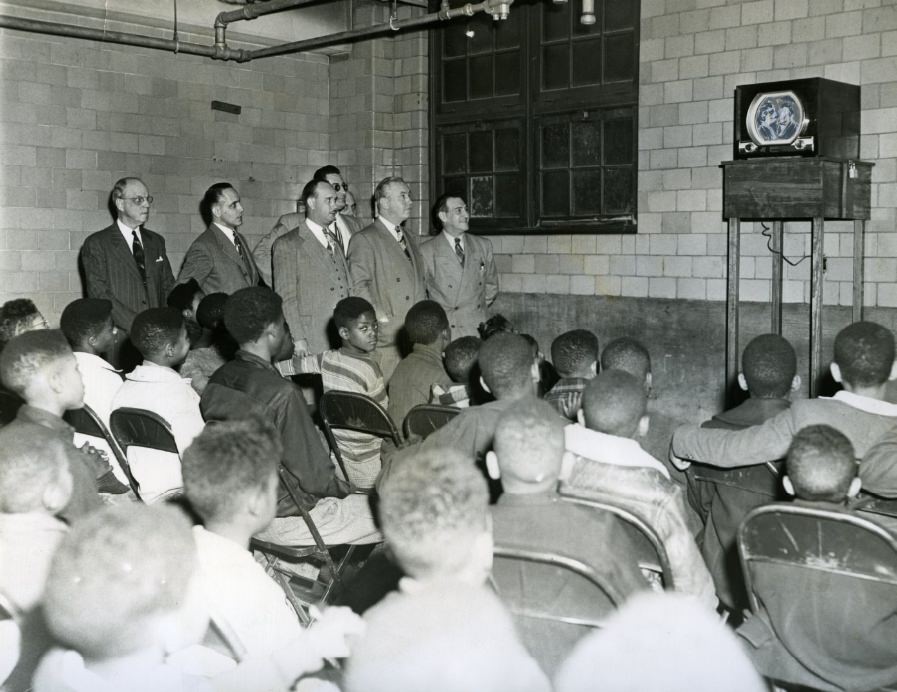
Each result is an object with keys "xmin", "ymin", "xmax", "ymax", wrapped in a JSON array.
[{"xmin": 155, "ymin": 257, "xmax": 164, "ymax": 263}]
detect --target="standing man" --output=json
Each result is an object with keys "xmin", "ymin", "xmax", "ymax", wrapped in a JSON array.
[
  {"xmin": 313, "ymin": 165, "xmax": 364, "ymax": 255},
  {"xmin": 272, "ymin": 180, "xmax": 351, "ymax": 355},
  {"xmin": 420, "ymin": 194, "xmax": 498, "ymax": 339},
  {"xmin": 81, "ymin": 177, "xmax": 175, "ymax": 366},
  {"xmin": 347, "ymin": 176, "xmax": 426, "ymax": 380},
  {"xmin": 177, "ymin": 182, "xmax": 262, "ymax": 294}
]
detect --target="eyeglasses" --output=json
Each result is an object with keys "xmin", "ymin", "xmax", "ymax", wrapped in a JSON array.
[
  {"xmin": 121, "ymin": 195, "xmax": 154, "ymax": 205},
  {"xmin": 331, "ymin": 183, "xmax": 347, "ymax": 192}
]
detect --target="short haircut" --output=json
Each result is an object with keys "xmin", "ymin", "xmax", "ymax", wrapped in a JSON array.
[
  {"xmin": 0, "ymin": 298, "xmax": 41, "ymax": 348},
  {"xmin": 444, "ymin": 336, "xmax": 481, "ymax": 383},
  {"xmin": 223, "ymin": 287, "xmax": 283, "ymax": 344},
  {"xmin": 493, "ymin": 399, "xmax": 565, "ymax": 485},
  {"xmin": 833, "ymin": 321, "xmax": 895, "ymax": 388},
  {"xmin": 313, "ymin": 165, "xmax": 342, "ymax": 182},
  {"xmin": 0, "ymin": 428, "xmax": 70, "ymax": 513},
  {"xmin": 581, "ymin": 369, "xmax": 647, "ymax": 438},
  {"xmin": 786, "ymin": 425, "xmax": 857, "ymax": 502},
  {"xmin": 59, "ymin": 298, "xmax": 112, "ymax": 348},
  {"xmin": 479, "ymin": 333, "xmax": 534, "ymax": 398},
  {"xmin": 600, "ymin": 337, "xmax": 651, "ymax": 380},
  {"xmin": 478, "ymin": 314, "xmax": 514, "ymax": 341},
  {"xmin": 301, "ymin": 178, "xmax": 329, "ymax": 208},
  {"xmin": 431, "ymin": 192, "xmax": 466, "ymax": 232},
  {"xmin": 741, "ymin": 333, "xmax": 797, "ymax": 398},
  {"xmin": 334, "ymin": 296, "xmax": 375, "ymax": 331},
  {"xmin": 43, "ymin": 504, "xmax": 197, "ymax": 659},
  {"xmin": 166, "ymin": 279, "xmax": 203, "ymax": 313},
  {"xmin": 200, "ymin": 182, "xmax": 234, "ymax": 225},
  {"xmin": 405, "ymin": 301, "xmax": 448, "ymax": 346},
  {"xmin": 373, "ymin": 175, "xmax": 406, "ymax": 208},
  {"xmin": 378, "ymin": 448, "xmax": 488, "ymax": 578},
  {"xmin": 111, "ymin": 176, "xmax": 142, "ymax": 199},
  {"xmin": 129, "ymin": 308, "xmax": 184, "ymax": 358},
  {"xmin": 182, "ymin": 417, "xmax": 280, "ymax": 524},
  {"xmin": 551, "ymin": 330, "xmax": 600, "ymax": 378},
  {"xmin": 0, "ymin": 329, "xmax": 71, "ymax": 396},
  {"xmin": 196, "ymin": 292, "xmax": 228, "ymax": 330}
]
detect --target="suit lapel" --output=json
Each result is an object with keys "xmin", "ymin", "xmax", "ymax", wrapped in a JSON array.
[
  {"xmin": 108, "ymin": 226, "xmax": 144, "ymax": 282},
  {"xmin": 210, "ymin": 226, "xmax": 250, "ymax": 280}
]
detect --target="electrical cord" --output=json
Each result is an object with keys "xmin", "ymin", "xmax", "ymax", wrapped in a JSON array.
[{"xmin": 760, "ymin": 221, "xmax": 811, "ymax": 267}]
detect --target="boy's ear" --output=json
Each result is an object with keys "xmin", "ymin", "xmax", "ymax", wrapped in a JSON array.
[
  {"xmin": 589, "ymin": 360, "xmax": 598, "ymax": 377},
  {"xmin": 337, "ymin": 325, "xmax": 349, "ymax": 341},
  {"xmin": 637, "ymin": 413, "xmax": 650, "ymax": 438},
  {"xmin": 782, "ymin": 475, "xmax": 795, "ymax": 496},
  {"xmin": 848, "ymin": 476, "xmax": 862, "ymax": 498},
  {"xmin": 737, "ymin": 373, "xmax": 749, "ymax": 392},
  {"xmin": 889, "ymin": 361, "xmax": 897, "ymax": 382},
  {"xmin": 830, "ymin": 362, "xmax": 843, "ymax": 384},
  {"xmin": 530, "ymin": 360, "xmax": 540, "ymax": 382},
  {"xmin": 485, "ymin": 451, "xmax": 501, "ymax": 480},
  {"xmin": 791, "ymin": 374, "xmax": 802, "ymax": 392},
  {"xmin": 479, "ymin": 375, "xmax": 491, "ymax": 394}
]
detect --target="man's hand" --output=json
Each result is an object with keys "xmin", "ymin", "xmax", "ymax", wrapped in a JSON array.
[
  {"xmin": 294, "ymin": 338, "xmax": 309, "ymax": 357},
  {"xmin": 557, "ymin": 391, "xmax": 582, "ymax": 420}
]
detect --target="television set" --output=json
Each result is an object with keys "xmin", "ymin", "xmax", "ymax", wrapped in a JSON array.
[{"xmin": 733, "ymin": 78, "xmax": 860, "ymax": 160}]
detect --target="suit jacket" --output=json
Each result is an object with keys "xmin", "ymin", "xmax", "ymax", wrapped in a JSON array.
[
  {"xmin": 272, "ymin": 220, "xmax": 352, "ymax": 353},
  {"xmin": 333, "ymin": 212, "xmax": 363, "ymax": 254},
  {"xmin": 347, "ymin": 219, "xmax": 426, "ymax": 347},
  {"xmin": 420, "ymin": 232, "xmax": 499, "ymax": 338},
  {"xmin": 81, "ymin": 224, "xmax": 175, "ymax": 331},
  {"xmin": 177, "ymin": 225, "xmax": 261, "ymax": 295}
]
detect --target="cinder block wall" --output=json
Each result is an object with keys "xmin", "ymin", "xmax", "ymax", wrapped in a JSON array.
[{"xmin": 488, "ymin": 0, "xmax": 897, "ymax": 308}]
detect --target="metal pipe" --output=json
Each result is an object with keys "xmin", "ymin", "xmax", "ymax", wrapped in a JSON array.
[
  {"xmin": 215, "ymin": 0, "xmax": 322, "ymax": 28},
  {"xmin": 247, "ymin": 1, "xmax": 485, "ymax": 59},
  {"xmin": 0, "ymin": 15, "xmax": 253, "ymax": 62}
]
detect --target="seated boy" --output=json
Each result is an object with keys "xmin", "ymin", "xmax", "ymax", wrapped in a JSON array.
[
  {"xmin": 111, "ymin": 307, "xmax": 204, "ymax": 501},
  {"xmin": 688, "ymin": 333, "xmax": 799, "ymax": 608},
  {"xmin": 430, "ymin": 335, "xmax": 481, "ymax": 408},
  {"xmin": 201, "ymin": 287, "xmax": 379, "ymax": 547},
  {"xmin": 180, "ymin": 292, "xmax": 231, "ymax": 396},
  {"xmin": 387, "ymin": 300, "xmax": 452, "ymax": 430},
  {"xmin": 673, "ymin": 321, "xmax": 897, "ymax": 498},
  {"xmin": 487, "ymin": 398, "xmax": 647, "ymax": 673},
  {"xmin": 0, "ymin": 330, "xmax": 111, "ymax": 521},
  {"xmin": 543, "ymin": 329, "xmax": 599, "ymax": 420},
  {"xmin": 344, "ymin": 447, "xmax": 549, "ymax": 692},
  {"xmin": 0, "ymin": 298, "xmax": 48, "ymax": 351},
  {"xmin": 182, "ymin": 416, "xmax": 364, "ymax": 668},
  {"xmin": 284, "ymin": 297, "xmax": 388, "ymax": 489},
  {"xmin": 737, "ymin": 425, "xmax": 897, "ymax": 691},
  {"xmin": 563, "ymin": 370, "xmax": 716, "ymax": 607}
]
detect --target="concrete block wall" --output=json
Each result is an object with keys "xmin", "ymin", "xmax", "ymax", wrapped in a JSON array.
[
  {"xmin": 0, "ymin": 25, "xmax": 331, "ymax": 318},
  {"xmin": 488, "ymin": 0, "xmax": 897, "ymax": 308}
]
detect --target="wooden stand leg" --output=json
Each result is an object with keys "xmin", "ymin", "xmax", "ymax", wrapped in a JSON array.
[
  {"xmin": 771, "ymin": 220, "xmax": 784, "ymax": 334},
  {"xmin": 810, "ymin": 217, "xmax": 825, "ymax": 397},
  {"xmin": 727, "ymin": 218, "xmax": 741, "ymax": 392},
  {"xmin": 853, "ymin": 219, "xmax": 865, "ymax": 323}
]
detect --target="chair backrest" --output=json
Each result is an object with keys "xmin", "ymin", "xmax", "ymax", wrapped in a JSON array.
[
  {"xmin": 110, "ymin": 407, "xmax": 179, "ymax": 455},
  {"xmin": 64, "ymin": 405, "xmax": 142, "ymax": 500},
  {"xmin": 738, "ymin": 503, "xmax": 897, "ymax": 614},
  {"xmin": 560, "ymin": 491, "xmax": 675, "ymax": 589},
  {"xmin": 491, "ymin": 543, "xmax": 620, "ymax": 677},
  {"xmin": 319, "ymin": 391, "xmax": 400, "ymax": 481},
  {"xmin": 402, "ymin": 404, "xmax": 459, "ymax": 440},
  {"xmin": 0, "ymin": 389, "xmax": 23, "ymax": 427}
]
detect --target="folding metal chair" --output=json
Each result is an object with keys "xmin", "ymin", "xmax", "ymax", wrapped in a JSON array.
[
  {"xmin": 319, "ymin": 391, "xmax": 400, "ymax": 483},
  {"xmin": 401, "ymin": 404, "xmax": 459, "ymax": 440},
  {"xmin": 109, "ymin": 407, "xmax": 182, "ymax": 502},
  {"xmin": 738, "ymin": 504, "xmax": 897, "ymax": 691},
  {"xmin": 65, "ymin": 404, "xmax": 142, "ymax": 500}
]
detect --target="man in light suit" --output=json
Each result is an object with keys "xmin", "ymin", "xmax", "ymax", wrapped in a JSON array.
[
  {"xmin": 272, "ymin": 179, "xmax": 351, "ymax": 355},
  {"xmin": 81, "ymin": 177, "xmax": 176, "ymax": 367},
  {"xmin": 420, "ymin": 194, "xmax": 499, "ymax": 339},
  {"xmin": 177, "ymin": 182, "xmax": 262, "ymax": 294},
  {"xmin": 347, "ymin": 176, "xmax": 426, "ymax": 380}
]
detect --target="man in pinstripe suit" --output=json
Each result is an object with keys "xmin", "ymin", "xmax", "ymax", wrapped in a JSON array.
[{"xmin": 81, "ymin": 177, "xmax": 175, "ymax": 367}]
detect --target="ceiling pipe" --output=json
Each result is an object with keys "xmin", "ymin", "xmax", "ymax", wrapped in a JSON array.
[
  {"xmin": 0, "ymin": 15, "xmax": 253, "ymax": 61},
  {"xmin": 215, "ymin": 0, "xmax": 321, "ymax": 28},
  {"xmin": 247, "ymin": 0, "xmax": 499, "ymax": 60}
]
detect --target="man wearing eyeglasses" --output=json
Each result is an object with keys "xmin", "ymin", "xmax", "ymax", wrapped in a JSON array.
[
  {"xmin": 312, "ymin": 165, "xmax": 364, "ymax": 254},
  {"xmin": 81, "ymin": 177, "xmax": 176, "ymax": 364}
]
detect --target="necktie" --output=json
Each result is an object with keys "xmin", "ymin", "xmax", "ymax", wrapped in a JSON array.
[
  {"xmin": 325, "ymin": 233, "xmax": 336, "ymax": 257},
  {"xmin": 329, "ymin": 221, "xmax": 344, "ymax": 253},
  {"xmin": 131, "ymin": 230, "xmax": 147, "ymax": 284},
  {"xmin": 233, "ymin": 234, "xmax": 244, "ymax": 258},
  {"xmin": 454, "ymin": 237, "xmax": 465, "ymax": 267},
  {"xmin": 233, "ymin": 234, "xmax": 253, "ymax": 277},
  {"xmin": 396, "ymin": 228, "xmax": 411, "ymax": 262}
]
